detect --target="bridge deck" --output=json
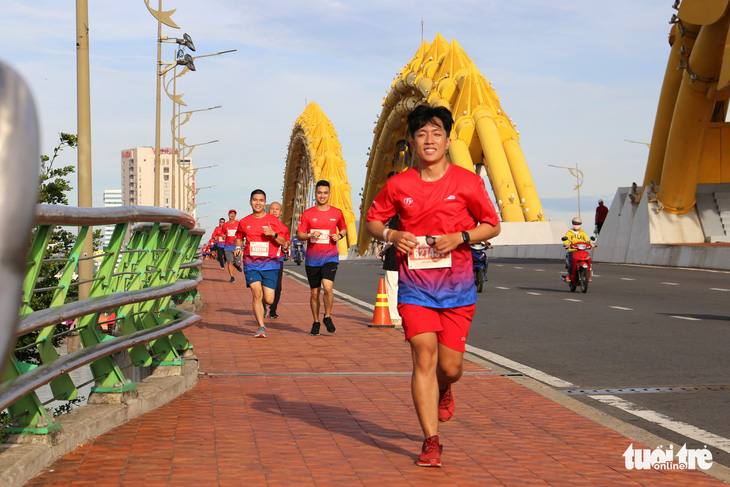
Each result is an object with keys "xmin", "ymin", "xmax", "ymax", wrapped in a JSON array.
[{"xmin": 26, "ymin": 261, "xmax": 722, "ymax": 486}]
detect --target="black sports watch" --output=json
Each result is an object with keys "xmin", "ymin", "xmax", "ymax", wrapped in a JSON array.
[{"xmin": 461, "ymin": 231, "xmax": 470, "ymax": 244}]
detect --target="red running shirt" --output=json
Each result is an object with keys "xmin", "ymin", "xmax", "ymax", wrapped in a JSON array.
[
  {"xmin": 367, "ymin": 165, "xmax": 499, "ymax": 308},
  {"xmin": 235, "ymin": 213, "xmax": 289, "ymax": 271},
  {"xmin": 221, "ymin": 220, "xmax": 239, "ymax": 248},
  {"xmin": 297, "ymin": 206, "xmax": 346, "ymax": 266}
]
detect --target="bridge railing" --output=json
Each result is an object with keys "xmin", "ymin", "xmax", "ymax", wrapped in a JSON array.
[{"xmin": 0, "ymin": 204, "xmax": 204, "ymax": 435}]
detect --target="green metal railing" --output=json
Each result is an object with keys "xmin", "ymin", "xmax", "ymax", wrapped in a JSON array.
[{"xmin": 0, "ymin": 205, "xmax": 204, "ymax": 435}]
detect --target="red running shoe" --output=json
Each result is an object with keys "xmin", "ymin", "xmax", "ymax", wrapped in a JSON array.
[
  {"xmin": 438, "ymin": 384, "xmax": 454, "ymax": 422},
  {"xmin": 416, "ymin": 435, "xmax": 443, "ymax": 467}
]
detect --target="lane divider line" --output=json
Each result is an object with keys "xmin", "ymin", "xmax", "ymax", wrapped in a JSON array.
[
  {"xmin": 670, "ymin": 315, "xmax": 701, "ymax": 321},
  {"xmin": 465, "ymin": 345, "xmax": 576, "ymax": 388},
  {"xmin": 288, "ymin": 265, "xmax": 730, "ymax": 457},
  {"xmin": 610, "ymin": 306, "xmax": 634, "ymax": 311},
  {"xmin": 588, "ymin": 395, "xmax": 730, "ymax": 454},
  {"xmin": 661, "ymin": 282, "xmax": 679, "ymax": 286},
  {"xmin": 621, "ymin": 278, "xmax": 636, "ymax": 281},
  {"xmin": 710, "ymin": 288, "xmax": 730, "ymax": 292}
]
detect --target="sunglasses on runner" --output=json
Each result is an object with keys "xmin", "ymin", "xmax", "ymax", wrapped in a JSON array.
[{"xmin": 425, "ymin": 235, "xmax": 437, "ymax": 247}]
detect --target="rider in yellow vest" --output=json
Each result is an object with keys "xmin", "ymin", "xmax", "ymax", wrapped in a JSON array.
[{"xmin": 563, "ymin": 217, "xmax": 590, "ymax": 282}]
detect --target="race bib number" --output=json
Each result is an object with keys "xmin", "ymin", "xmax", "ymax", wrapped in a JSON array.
[
  {"xmin": 227, "ymin": 229, "xmax": 237, "ymax": 237},
  {"xmin": 408, "ymin": 236, "xmax": 452, "ymax": 270},
  {"xmin": 310, "ymin": 229, "xmax": 330, "ymax": 244},
  {"xmin": 250, "ymin": 241, "xmax": 269, "ymax": 257}
]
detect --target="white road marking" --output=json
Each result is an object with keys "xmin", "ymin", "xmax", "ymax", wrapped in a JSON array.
[
  {"xmin": 610, "ymin": 306, "xmax": 634, "ymax": 311},
  {"xmin": 588, "ymin": 395, "xmax": 730, "ymax": 454},
  {"xmin": 495, "ymin": 286, "xmax": 510, "ymax": 290},
  {"xmin": 514, "ymin": 266, "xmax": 523, "ymax": 269},
  {"xmin": 670, "ymin": 315, "xmax": 701, "ymax": 321},
  {"xmin": 534, "ymin": 269, "xmax": 545, "ymax": 272},
  {"xmin": 565, "ymin": 298, "xmax": 582, "ymax": 302},
  {"xmin": 526, "ymin": 292, "xmax": 542, "ymax": 296},
  {"xmin": 661, "ymin": 282, "xmax": 679, "ymax": 286},
  {"xmin": 465, "ymin": 345, "xmax": 576, "ymax": 388},
  {"xmin": 621, "ymin": 278, "xmax": 635, "ymax": 281},
  {"xmin": 296, "ymin": 264, "xmax": 730, "ymax": 454},
  {"xmin": 710, "ymin": 288, "xmax": 730, "ymax": 292}
]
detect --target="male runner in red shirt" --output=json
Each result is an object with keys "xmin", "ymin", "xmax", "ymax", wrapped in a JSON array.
[
  {"xmin": 211, "ymin": 217, "xmax": 226, "ymax": 268},
  {"xmin": 367, "ymin": 104, "xmax": 500, "ymax": 467},
  {"xmin": 234, "ymin": 190, "xmax": 288, "ymax": 338},
  {"xmin": 296, "ymin": 180, "xmax": 347, "ymax": 336},
  {"xmin": 222, "ymin": 210, "xmax": 242, "ymax": 283}
]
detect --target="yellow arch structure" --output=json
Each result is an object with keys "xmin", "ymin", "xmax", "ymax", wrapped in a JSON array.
[
  {"xmin": 282, "ymin": 102, "xmax": 358, "ymax": 257},
  {"xmin": 642, "ymin": 0, "xmax": 730, "ymax": 214},
  {"xmin": 357, "ymin": 34, "xmax": 545, "ymax": 253}
]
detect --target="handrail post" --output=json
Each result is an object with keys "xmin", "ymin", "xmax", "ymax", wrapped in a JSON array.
[{"xmin": 0, "ymin": 61, "xmax": 41, "ymax": 382}]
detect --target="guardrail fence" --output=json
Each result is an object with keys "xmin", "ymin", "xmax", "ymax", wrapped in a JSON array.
[{"xmin": 1, "ymin": 205, "xmax": 204, "ymax": 435}]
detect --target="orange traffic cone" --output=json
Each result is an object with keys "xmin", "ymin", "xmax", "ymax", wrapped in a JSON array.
[{"xmin": 369, "ymin": 278, "xmax": 394, "ymax": 327}]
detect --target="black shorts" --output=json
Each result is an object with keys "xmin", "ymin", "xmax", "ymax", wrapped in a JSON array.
[{"xmin": 305, "ymin": 262, "xmax": 338, "ymax": 289}]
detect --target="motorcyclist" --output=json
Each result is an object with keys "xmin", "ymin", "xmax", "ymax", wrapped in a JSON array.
[{"xmin": 563, "ymin": 217, "xmax": 590, "ymax": 282}]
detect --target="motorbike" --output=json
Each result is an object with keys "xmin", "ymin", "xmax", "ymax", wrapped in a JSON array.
[
  {"xmin": 470, "ymin": 241, "xmax": 490, "ymax": 293},
  {"xmin": 292, "ymin": 240, "xmax": 304, "ymax": 266},
  {"xmin": 561, "ymin": 236, "xmax": 595, "ymax": 293}
]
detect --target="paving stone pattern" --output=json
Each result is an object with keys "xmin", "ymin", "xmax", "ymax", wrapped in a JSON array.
[{"xmin": 25, "ymin": 261, "xmax": 723, "ymax": 486}]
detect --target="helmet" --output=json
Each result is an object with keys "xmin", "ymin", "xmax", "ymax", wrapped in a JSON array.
[{"xmin": 571, "ymin": 217, "xmax": 582, "ymax": 225}]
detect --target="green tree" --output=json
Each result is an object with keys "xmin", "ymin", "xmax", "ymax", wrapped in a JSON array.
[{"xmin": 16, "ymin": 132, "xmax": 102, "ymax": 363}]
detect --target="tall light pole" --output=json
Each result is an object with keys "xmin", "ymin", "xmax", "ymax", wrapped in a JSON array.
[
  {"xmin": 171, "ymin": 106, "xmax": 221, "ymax": 209},
  {"xmin": 161, "ymin": 48, "xmax": 234, "ymax": 209},
  {"xmin": 145, "ymin": 0, "xmax": 180, "ymax": 206},
  {"xmin": 76, "ymin": 0, "xmax": 93, "ymax": 300},
  {"xmin": 549, "ymin": 163, "xmax": 584, "ymax": 218}
]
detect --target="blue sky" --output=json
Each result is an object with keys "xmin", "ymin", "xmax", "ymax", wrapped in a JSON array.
[{"xmin": 2, "ymin": 1, "xmax": 675, "ymax": 233}]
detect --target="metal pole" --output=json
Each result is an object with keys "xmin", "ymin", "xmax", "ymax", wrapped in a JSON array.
[
  {"xmin": 153, "ymin": 0, "xmax": 162, "ymax": 207},
  {"xmin": 171, "ymin": 65, "xmax": 177, "ymax": 209},
  {"xmin": 576, "ymin": 163, "xmax": 581, "ymax": 219},
  {"xmin": 76, "ymin": 0, "xmax": 93, "ymax": 300}
]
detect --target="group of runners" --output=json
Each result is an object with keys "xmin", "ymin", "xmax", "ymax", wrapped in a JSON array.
[
  {"xmin": 206, "ymin": 181, "xmax": 347, "ymax": 339},
  {"xmin": 204, "ymin": 105, "xmax": 502, "ymax": 468}
]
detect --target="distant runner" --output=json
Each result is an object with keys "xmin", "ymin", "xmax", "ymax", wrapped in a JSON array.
[
  {"xmin": 265, "ymin": 201, "xmax": 289, "ymax": 319},
  {"xmin": 296, "ymin": 180, "xmax": 347, "ymax": 336},
  {"xmin": 222, "ymin": 210, "xmax": 242, "ymax": 283},
  {"xmin": 235, "ymin": 190, "xmax": 288, "ymax": 338}
]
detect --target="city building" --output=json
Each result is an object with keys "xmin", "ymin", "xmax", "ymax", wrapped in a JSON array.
[
  {"xmin": 120, "ymin": 147, "xmax": 195, "ymax": 215},
  {"xmin": 102, "ymin": 189, "xmax": 122, "ymax": 248}
]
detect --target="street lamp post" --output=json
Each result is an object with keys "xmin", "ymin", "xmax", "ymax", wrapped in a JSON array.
[
  {"xmin": 549, "ymin": 163, "xmax": 584, "ymax": 218},
  {"xmin": 146, "ymin": 0, "xmax": 181, "ymax": 206},
  {"xmin": 76, "ymin": 0, "xmax": 93, "ymax": 300},
  {"xmin": 171, "ymin": 106, "xmax": 221, "ymax": 209},
  {"xmin": 162, "ymin": 49, "xmax": 234, "ymax": 209},
  {"xmin": 179, "ymin": 163, "xmax": 218, "ymax": 214}
]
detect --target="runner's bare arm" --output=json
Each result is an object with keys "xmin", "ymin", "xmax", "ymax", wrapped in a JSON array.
[
  {"xmin": 432, "ymin": 222, "xmax": 501, "ymax": 254},
  {"xmin": 366, "ymin": 220, "xmax": 416, "ymax": 254}
]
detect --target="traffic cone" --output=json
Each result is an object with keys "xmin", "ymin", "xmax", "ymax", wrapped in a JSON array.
[{"xmin": 369, "ymin": 278, "xmax": 394, "ymax": 327}]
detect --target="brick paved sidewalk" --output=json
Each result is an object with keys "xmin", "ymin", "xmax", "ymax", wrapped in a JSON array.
[{"xmin": 26, "ymin": 261, "xmax": 725, "ymax": 486}]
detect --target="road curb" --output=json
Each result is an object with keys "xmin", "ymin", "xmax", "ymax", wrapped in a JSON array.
[{"xmin": 0, "ymin": 357, "xmax": 199, "ymax": 487}]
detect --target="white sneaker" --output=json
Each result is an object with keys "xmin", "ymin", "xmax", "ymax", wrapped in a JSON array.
[{"xmin": 254, "ymin": 326, "xmax": 266, "ymax": 338}]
